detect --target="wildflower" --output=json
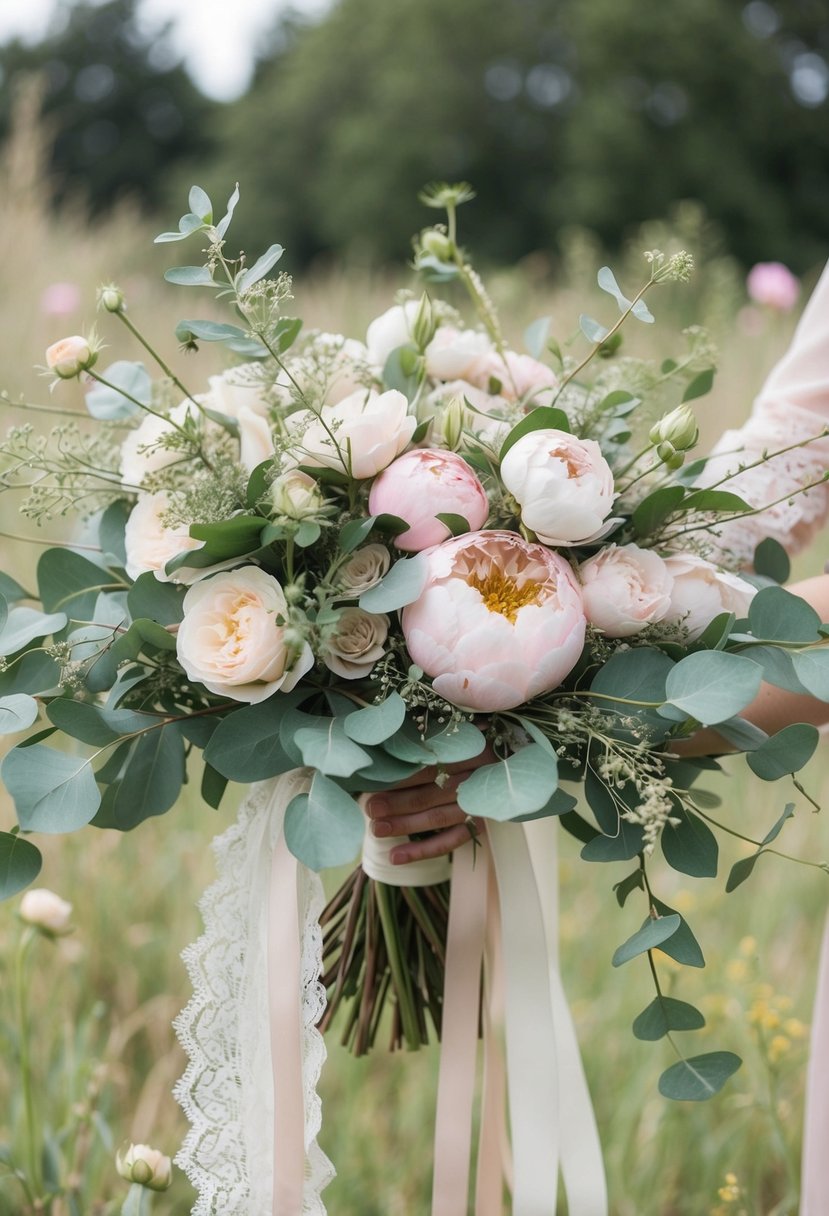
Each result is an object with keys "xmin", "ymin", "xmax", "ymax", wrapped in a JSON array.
[{"xmin": 19, "ymin": 889, "xmax": 73, "ymax": 937}]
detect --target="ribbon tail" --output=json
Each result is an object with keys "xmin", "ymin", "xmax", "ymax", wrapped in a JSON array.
[
  {"xmin": 476, "ymin": 866, "xmax": 511, "ymax": 1216},
  {"xmin": 801, "ymin": 908, "xmax": 829, "ymax": 1214}
]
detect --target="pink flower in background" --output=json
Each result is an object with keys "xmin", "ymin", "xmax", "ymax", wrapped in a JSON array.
[
  {"xmin": 40, "ymin": 282, "xmax": 81, "ymax": 317},
  {"xmin": 402, "ymin": 530, "xmax": 585, "ymax": 711},
  {"xmin": 578, "ymin": 543, "xmax": 673, "ymax": 637},
  {"xmin": 482, "ymin": 350, "xmax": 559, "ymax": 403},
  {"xmin": 368, "ymin": 448, "xmax": 489, "ymax": 551},
  {"xmin": 746, "ymin": 262, "xmax": 800, "ymax": 312}
]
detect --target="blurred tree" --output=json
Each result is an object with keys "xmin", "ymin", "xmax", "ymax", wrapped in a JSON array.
[
  {"xmin": 201, "ymin": 0, "xmax": 829, "ymax": 272},
  {"xmin": 0, "ymin": 0, "xmax": 217, "ymax": 214}
]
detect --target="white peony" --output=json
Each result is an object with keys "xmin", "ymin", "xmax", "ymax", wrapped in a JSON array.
[
  {"xmin": 291, "ymin": 388, "xmax": 416, "ymax": 479},
  {"xmin": 366, "ymin": 302, "xmax": 420, "ymax": 369},
  {"xmin": 663, "ymin": 553, "xmax": 756, "ymax": 640}
]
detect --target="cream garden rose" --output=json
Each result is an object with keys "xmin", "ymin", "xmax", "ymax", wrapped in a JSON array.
[
  {"xmin": 270, "ymin": 469, "xmax": 325, "ymax": 519},
  {"xmin": 323, "ymin": 607, "xmax": 389, "ymax": 679},
  {"xmin": 19, "ymin": 888, "xmax": 73, "ymax": 936},
  {"xmin": 45, "ymin": 334, "xmax": 95, "ymax": 378},
  {"xmin": 335, "ymin": 544, "xmax": 391, "ymax": 597},
  {"xmin": 124, "ymin": 492, "xmax": 203, "ymax": 582},
  {"xmin": 500, "ymin": 428, "xmax": 618, "ymax": 546},
  {"xmin": 293, "ymin": 388, "xmax": 416, "ymax": 479},
  {"xmin": 579, "ymin": 543, "xmax": 673, "ymax": 637},
  {"xmin": 120, "ymin": 401, "xmax": 197, "ymax": 489},
  {"xmin": 176, "ymin": 567, "xmax": 313, "ymax": 703},
  {"xmin": 663, "ymin": 553, "xmax": 756, "ymax": 640}
]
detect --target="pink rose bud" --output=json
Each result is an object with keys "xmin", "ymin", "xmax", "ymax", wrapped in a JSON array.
[
  {"xmin": 402, "ymin": 529, "xmax": 586, "ymax": 711},
  {"xmin": 45, "ymin": 334, "xmax": 95, "ymax": 379},
  {"xmin": 746, "ymin": 262, "xmax": 800, "ymax": 312},
  {"xmin": 368, "ymin": 448, "xmax": 489, "ymax": 551},
  {"xmin": 578, "ymin": 543, "xmax": 673, "ymax": 637}
]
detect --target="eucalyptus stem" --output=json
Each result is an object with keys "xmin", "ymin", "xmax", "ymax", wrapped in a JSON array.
[
  {"xmin": 554, "ymin": 279, "xmax": 655, "ymax": 400},
  {"xmin": 84, "ymin": 370, "xmax": 214, "ymax": 473},
  {"xmin": 113, "ymin": 309, "xmax": 200, "ymax": 411},
  {"xmin": 15, "ymin": 928, "xmax": 42, "ymax": 1207}
]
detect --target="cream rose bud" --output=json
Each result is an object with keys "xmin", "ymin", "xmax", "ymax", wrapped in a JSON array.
[
  {"xmin": 124, "ymin": 492, "xmax": 203, "ymax": 582},
  {"xmin": 366, "ymin": 301, "xmax": 420, "ymax": 368},
  {"xmin": 663, "ymin": 552, "xmax": 756, "ymax": 640},
  {"xmin": 335, "ymin": 544, "xmax": 391, "ymax": 597},
  {"xmin": 19, "ymin": 888, "xmax": 73, "ymax": 936},
  {"xmin": 424, "ymin": 326, "xmax": 494, "ymax": 383},
  {"xmin": 116, "ymin": 1144, "xmax": 173, "ymax": 1192},
  {"xmin": 295, "ymin": 389, "xmax": 417, "ymax": 480},
  {"xmin": 323, "ymin": 607, "xmax": 389, "ymax": 679},
  {"xmin": 45, "ymin": 334, "xmax": 95, "ymax": 378},
  {"xmin": 368, "ymin": 448, "xmax": 489, "ymax": 551},
  {"xmin": 579, "ymin": 544, "xmax": 673, "ymax": 637},
  {"xmin": 176, "ymin": 567, "xmax": 313, "ymax": 703},
  {"xmin": 271, "ymin": 470, "xmax": 324, "ymax": 519},
  {"xmin": 500, "ymin": 429, "xmax": 619, "ymax": 546}
]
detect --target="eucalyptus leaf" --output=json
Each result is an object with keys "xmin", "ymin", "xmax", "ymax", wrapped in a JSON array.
[
  {"xmin": 713, "ymin": 716, "xmax": 768, "ymax": 751},
  {"xmin": 98, "ymin": 500, "xmax": 131, "ymax": 566},
  {"xmin": 188, "ymin": 185, "xmax": 212, "ymax": 221},
  {"xmin": 681, "ymin": 489, "xmax": 751, "ymax": 514},
  {"xmin": 2, "ymin": 744, "xmax": 101, "ymax": 833},
  {"xmin": 0, "ymin": 608, "xmax": 67, "ymax": 656},
  {"xmin": 524, "ymin": 315, "xmax": 552, "ymax": 359},
  {"xmin": 85, "ymin": 361, "xmax": 150, "ymax": 420},
  {"xmin": 204, "ymin": 693, "xmax": 303, "ymax": 780},
  {"xmin": 342, "ymin": 693, "xmax": 407, "ymax": 745},
  {"xmin": 359, "ymin": 555, "xmax": 428, "ymax": 612},
  {"xmin": 612, "ymin": 914, "xmax": 681, "ymax": 967},
  {"xmin": 0, "ymin": 572, "xmax": 31, "ymax": 602},
  {"xmin": 579, "ymin": 314, "xmax": 609, "ymax": 344},
  {"xmin": 0, "ymin": 694, "xmax": 39, "ymax": 734},
  {"xmin": 237, "ymin": 244, "xmax": 285, "ymax": 293},
  {"xmin": 596, "ymin": 266, "xmax": 654, "ymax": 322},
  {"xmin": 658, "ymin": 1052, "xmax": 741, "ymax": 1101},
  {"xmin": 38, "ymin": 549, "xmax": 112, "ymax": 618},
  {"xmin": 163, "ymin": 265, "xmax": 217, "ymax": 288},
  {"xmin": 748, "ymin": 585, "xmax": 822, "ymax": 643},
  {"xmin": 127, "ymin": 573, "xmax": 185, "ymax": 625},
  {"xmin": 109, "ymin": 727, "xmax": 185, "ymax": 829},
  {"xmin": 792, "ymin": 649, "xmax": 829, "ymax": 700},
  {"xmin": 456, "ymin": 744, "xmax": 558, "ymax": 821},
  {"xmin": 663, "ymin": 651, "xmax": 763, "ymax": 725},
  {"xmin": 284, "ymin": 773, "xmax": 365, "ymax": 870},
  {"xmin": 747, "ymin": 723, "xmax": 819, "ymax": 780},
  {"xmin": 753, "ymin": 538, "xmax": 790, "ymax": 584},
  {"xmin": 294, "ymin": 719, "xmax": 371, "ymax": 778},
  {"xmin": 0, "ymin": 651, "xmax": 61, "ymax": 697},
  {"xmin": 632, "ymin": 997, "xmax": 705, "ymax": 1041},
  {"xmin": 46, "ymin": 700, "xmax": 156, "ymax": 747},
  {"xmin": 651, "ymin": 897, "xmax": 705, "ymax": 966},
  {"xmin": 216, "ymin": 183, "xmax": 240, "ymax": 238},
  {"xmin": 613, "ymin": 868, "xmax": 644, "ymax": 907},
  {"xmin": 0, "ymin": 832, "xmax": 42, "ymax": 900},
  {"xmin": 660, "ymin": 807, "xmax": 718, "ymax": 878}
]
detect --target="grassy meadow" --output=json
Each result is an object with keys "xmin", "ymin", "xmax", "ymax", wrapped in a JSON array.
[{"xmin": 0, "ymin": 98, "xmax": 827, "ymax": 1215}]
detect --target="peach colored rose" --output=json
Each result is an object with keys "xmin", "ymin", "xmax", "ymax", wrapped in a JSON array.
[{"xmin": 45, "ymin": 335, "xmax": 93, "ymax": 378}]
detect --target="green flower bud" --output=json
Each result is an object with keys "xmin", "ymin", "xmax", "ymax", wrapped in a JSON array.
[
  {"xmin": 98, "ymin": 284, "xmax": 125, "ymax": 313},
  {"xmin": 649, "ymin": 403, "xmax": 699, "ymax": 452},
  {"xmin": 412, "ymin": 292, "xmax": 436, "ymax": 351},
  {"xmin": 657, "ymin": 441, "xmax": 685, "ymax": 470},
  {"xmin": 420, "ymin": 228, "xmax": 454, "ymax": 262},
  {"xmin": 441, "ymin": 395, "xmax": 465, "ymax": 451},
  {"xmin": 116, "ymin": 1143, "xmax": 173, "ymax": 1191}
]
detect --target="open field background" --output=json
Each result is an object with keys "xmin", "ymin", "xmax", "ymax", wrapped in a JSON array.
[{"xmin": 0, "ymin": 105, "xmax": 827, "ymax": 1216}]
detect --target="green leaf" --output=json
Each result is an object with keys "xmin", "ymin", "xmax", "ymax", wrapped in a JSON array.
[
  {"xmin": 0, "ymin": 651, "xmax": 60, "ymax": 697},
  {"xmin": 237, "ymin": 244, "xmax": 284, "ymax": 293},
  {"xmin": 663, "ymin": 651, "xmax": 763, "ymax": 725},
  {"xmin": 726, "ymin": 803, "xmax": 795, "ymax": 892},
  {"xmin": 188, "ymin": 185, "xmax": 212, "ymax": 221},
  {"xmin": 0, "ymin": 608, "xmax": 67, "ymax": 656},
  {"xmin": 0, "ymin": 572, "xmax": 31, "ymax": 602},
  {"xmin": 512, "ymin": 786, "xmax": 578, "ymax": 822},
  {"xmin": 694, "ymin": 611, "xmax": 736, "ymax": 651},
  {"xmin": 85, "ymin": 361, "xmax": 150, "ymax": 420},
  {"xmin": 204, "ymin": 694, "xmax": 302, "ymax": 780},
  {"xmin": 359, "ymin": 555, "xmax": 428, "ymax": 612},
  {"xmin": 0, "ymin": 694, "xmax": 39, "ymax": 734},
  {"xmin": 524, "ymin": 316, "xmax": 552, "ymax": 359},
  {"xmin": 284, "ymin": 772, "xmax": 365, "ymax": 869},
  {"xmin": 559, "ymin": 809, "xmax": 600, "ymax": 845},
  {"xmin": 613, "ymin": 867, "xmax": 644, "ymax": 907},
  {"xmin": 660, "ymin": 807, "xmax": 718, "ymax": 878},
  {"xmin": 127, "ymin": 573, "xmax": 185, "ymax": 625},
  {"xmin": 596, "ymin": 266, "xmax": 654, "ymax": 322},
  {"xmin": 579, "ymin": 314, "xmax": 609, "ymax": 344},
  {"xmin": 658, "ymin": 1052, "xmax": 741, "ymax": 1101},
  {"xmin": 499, "ymin": 406, "xmax": 571, "ymax": 461},
  {"xmin": 747, "ymin": 723, "xmax": 819, "ymax": 780},
  {"xmin": 714, "ymin": 716, "xmax": 768, "ymax": 751},
  {"xmin": 631, "ymin": 486, "xmax": 686, "ymax": 537},
  {"xmin": 792, "ymin": 649, "xmax": 829, "ymax": 700},
  {"xmin": 38, "ymin": 549, "xmax": 112, "ymax": 619},
  {"xmin": 456, "ymin": 744, "xmax": 558, "ymax": 821},
  {"xmin": 632, "ymin": 997, "xmax": 705, "ymax": 1041},
  {"xmin": 176, "ymin": 319, "xmax": 249, "ymax": 344},
  {"xmin": 2, "ymin": 744, "xmax": 101, "ymax": 832},
  {"xmin": 748, "ymin": 645, "xmax": 810, "ymax": 695},
  {"xmin": 46, "ymin": 701, "xmax": 155, "ymax": 747},
  {"xmin": 590, "ymin": 646, "xmax": 675, "ymax": 742},
  {"xmin": 343, "ymin": 693, "xmax": 407, "ymax": 745},
  {"xmin": 598, "ymin": 389, "xmax": 640, "ymax": 415},
  {"xmin": 295, "ymin": 520, "xmax": 320, "ymax": 547},
  {"xmin": 612, "ymin": 914, "xmax": 681, "ymax": 967},
  {"xmin": 423, "ymin": 720, "xmax": 487, "ymax": 764},
  {"xmin": 581, "ymin": 824, "xmax": 645, "ymax": 862},
  {"xmin": 272, "ymin": 317, "xmax": 303, "ymax": 355},
  {"xmin": 99, "ymin": 500, "xmax": 131, "ymax": 566},
  {"xmin": 680, "ymin": 488, "xmax": 751, "ymax": 513},
  {"xmin": 201, "ymin": 762, "xmax": 228, "ymax": 810},
  {"xmin": 294, "ymin": 718, "xmax": 371, "ymax": 777},
  {"xmin": 382, "ymin": 345, "xmax": 424, "ymax": 401},
  {"xmin": 216, "ymin": 183, "xmax": 240, "ymax": 238},
  {"xmin": 753, "ymin": 538, "xmax": 790, "ymax": 584},
  {"xmin": 108, "ymin": 726, "xmax": 185, "ymax": 829},
  {"xmin": 339, "ymin": 514, "xmax": 406, "ymax": 553},
  {"xmin": 651, "ymin": 896, "xmax": 705, "ymax": 966},
  {"xmin": 164, "ymin": 265, "xmax": 217, "ymax": 287},
  {"xmin": 0, "ymin": 832, "xmax": 42, "ymax": 900},
  {"xmin": 188, "ymin": 514, "xmax": 265, "ymax": 560},
  {"xmin": 748, "ymin": 586, "xmax": 822, "ymax": 643},
  {"xmin": 682, "ymin": 368, "xmax": 716, "ymax": 402}
]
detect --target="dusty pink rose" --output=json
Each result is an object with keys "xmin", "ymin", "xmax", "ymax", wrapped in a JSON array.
[
  {"xmin": 480, "ymin": 350, "xmax": 558, "ymax": 403},
  {"xmin": 579, "ymin": 543, "xmax": 673, "ymax": 637},
  {"xmin": 402, "ymin": 530, "xmax": 585, "ymax": 711},
  {"xmin": 500, "ymin": 428, "xmax": 619, "ymax": 546},
  {"xmin": 368, "ymin": 448, "xmax": 489, "ymax": 551},
  {"xmin": 746, "ymin": 263, "xmax": 800, "ymax": 312},
  {"xmin": 663, "ymin": 553, "xmax": 755, "ymax": 640}
]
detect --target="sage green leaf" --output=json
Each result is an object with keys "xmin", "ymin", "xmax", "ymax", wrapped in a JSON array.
[
  {"xmin": 188, "ymin": 515, "xmax": 265, "ymax": 560},
  {"xmin": 613, "ymin": 868, "xmax": 644, "ymax": 908},
  {"xmin": 632, "ymin": 997, "xmax": 705, "ymax": 1041},
  {"xmin": 216, "ymin": 183, "xmax": 240, "ymax": 238},
  {"xmin": 749, "ymin": 645, "xmax": 810, "ymax": 695},
  {"xmin": 2, "ymin": 744, "xmax": 101, "ymax": 833},
  {"xmin": 0, "ymin": 652, "xmax": 60, "ymax": 697},
  {"xmin": 523, "ymin": 316, "xmax": 552, "ymax": 359},
  {"xmin": 201, "ymin": 763, "xmax": 228, "ymax": 810},
  {"xmin": 127, "ymin": 573, "xmax": 185, "ymax": 625},
  {"xmin": 0, "ymin": 832, "xmax": 42, "ymax": 899},
  {"xmin": 513, "ymin": 786, "xmax": 577, "ymax": 822},
  {"xmin": 747, "ymin": 723, "xmax": 819, "ymax": 780},
  {"xmin": 176, "ymin": 319, "xmax": 248, "ymax": 344},
  {"xmin": 284, "ymin": 773, "xmax": 365, "ymax": 870},
  {"xmin": 342, "ymin": 693, "xmax": 407, "ymax": 745},
  {"xmin": 164, "ymin": 265, "xmax": 217, "ymax": 287},
  {"xmin": 85, "ymin": 361, "xmax": 150, "ymax": 420},
  {"xmin": 681, "ymin": 488, "xmax": 751, "ymax": 513},
  {"xmin": 612, "ymin": 914, "xmax": 681, "ymax": 967},
  {"xmin": 681, "ymin": 368, "xmax": 715, "ymax": 402},
  {"xmin": 499, "ymin": 406, "xmax": 571, "ymax": 461},
  {"xmin": 456, "ymin": 744, "xmax": 558, "ymax": 821},
  {"xmin": 109, "ymin": 726, "xmax": 185, "ymax": 829},
  {"xmin": 339, "ymin": 515, "xmax": 406, "ymax": 553},
  {"xmin": 660, "ymin": 807, "xmax": 718, "ymax": 878},
  {"xmin": 237, "ymin": 243, "xmax": 284, "ymax": 293},
  {"xmin": 294, "ymin": 719, "xmax": 371, "ymax": 778},
  {"xmin": 37, "ymin": 549, "xmax": 113, "ymax": 619},
  {"xmin": 382, "ymin": 346, "xmax": 423, "ymax": 401},
  {"xmin": 423, "ymin": 721, "xmax": 486, "ymax": 764},
  {"xmin": 359, "ymin": 555, "xmax": 428, "ymax": 612},
  {"xmin": 581, "ymin": 823, "xmax": 645, "ymax": 862},
  {"xmin": 46, "ymin": 701, "xmax": 155, "ymax": 747},
  {"xmin": 694, "ymin": 611, "xmax": 735, "ymax": 651},
  {"xmin": 0, "ymin": 609, "xmax": 67, "ymax": 656},
  {"xmin": 590, "ymin": 646, "xmax": 675, "ymax": 741},
  {"xmin": 753, "ymin": 538, "xmax": 790, "ymax": 584},
  {"xmin": 631, "ymin": 485, "xmax": 685, "ymax": 536},
  {"xmin": 792, "ymin": 649, "xmax": 829, "ymax": 700},
  {"xmin": 651, "ymin": 896, "xmax": 705, "ymax": 966},
  {"xmin": 748, "ymin": 586, "xmax": 822, "ymax": 643},
  {"xmin": 99, "ymin": 500, "xmax": 131, "ymax": 566},
  {"xmin": 658, "ymin": 1052, "xmax": 741, "ymax": 1101},
  {"xmin": 726, "ymin": 803, "xmax": 795, "ymax": 892},
  {"xmin": 188, "ymin": 185, "xmax": 212, "ymax": 221},
  {"xmin": 0, "ymin": 694, "xmax": 39, "ymax": 734},
  {"xmin": 664, "ymin": 651, "xmax": 762, "ymax": 724},
  {"xmin": 0, "ymin": 573, "xmax": 31, "ymax": 602},
  {"xmin": 579, "ymin": 314, "xmax": 609, "ymax": 344},
  {"xmin": 204, "ymin": 693, "xmax": 302, "ymax": 780}
]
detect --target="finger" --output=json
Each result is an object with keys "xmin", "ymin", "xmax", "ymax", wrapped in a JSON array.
[
  {"xmin": 371, "ymin": 801, "xmax": 468, "ymax": 838},
  {"xmin": 390, "ymin": 819, "xmax": 485, "ymax": 866},
  {"xmin": 365, "ymin": 774, "xmax": 465, "ymax": 821}
]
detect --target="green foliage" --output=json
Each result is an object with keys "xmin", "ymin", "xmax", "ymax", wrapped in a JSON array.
[
  {"xmin": 663, "ymin": 652, "xmax": 763, "ymax": 725},
  {"xmin": 284, "ymin": 772, "xmax": 365, "ymax": 869},
  {"xmin": 2, "ymin": 745, "xmax": 101, "ymax": 833},
  {"xmin": 658, "ymin": 1052, "xmax": 742, "ymax": 1102},
  {"xmin": 456, "ymin": 744, "xmax": 558, "ymax": 821},
  {"xmin": 632, "ymin": 996, "xmax": 705, "ymax": 1041},
  {"xmin": 612, "ymin": 914, "xmax": 681, "ymax": 966},
  {"xmin": 0, "ymin": 831, "xmax": 42, "ymax": 899}
]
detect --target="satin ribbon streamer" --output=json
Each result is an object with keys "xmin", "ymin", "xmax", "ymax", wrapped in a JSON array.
[{"xmin": 801, "ymin": 909, "xmax": 829, "ymax": 1213}]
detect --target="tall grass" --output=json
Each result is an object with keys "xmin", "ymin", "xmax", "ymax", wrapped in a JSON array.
[{"xmin": 0, "ymin": 83, "xmax": 826, "ymax": 1215}]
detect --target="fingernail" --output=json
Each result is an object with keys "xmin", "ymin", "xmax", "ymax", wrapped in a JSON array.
[
  {"xmin": 390, "ymin": 848, "xmax": 410, "ymax": 865},
  {"xmin": 368, "ymin": 796, "xmax": 388, "ymax": 818},
  {"xmin": 372, "ymin": 820, "xmax": 392, "ymax": 838}
]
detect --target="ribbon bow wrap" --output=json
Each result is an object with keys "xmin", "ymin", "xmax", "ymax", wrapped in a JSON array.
[{"xmin": 175, "ymin": 772, "xmax": 608, "ymax": 1215}]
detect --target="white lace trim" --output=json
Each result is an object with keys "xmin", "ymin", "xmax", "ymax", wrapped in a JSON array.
[{"xmin": 174, "ymin": 774, "xmax": 335, "ymax": 1214}]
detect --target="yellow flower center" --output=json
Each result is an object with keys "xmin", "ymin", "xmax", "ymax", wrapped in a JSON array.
[{"xmin": 468, "ymin": 569, "xmax": 542, "ymax": 623}]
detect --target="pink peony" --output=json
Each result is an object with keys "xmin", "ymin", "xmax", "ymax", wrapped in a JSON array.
[
  {"xmin": 368, "ymin": 448, "xmax": 489, "ymax": 551},
  {"xmin": 663, "ymin": 553, "xmax": 755, "ymax": 640},
  {"xmin": 578, "ymin": 543, "xmax": 673, "ymax": 637},
  {"xmin": 746, "ymin": 263, "xmax": 800, "ymax": 312},
  {"xmin": 401, "ymin": 530, "xmax": 586, "ymax": 711}
]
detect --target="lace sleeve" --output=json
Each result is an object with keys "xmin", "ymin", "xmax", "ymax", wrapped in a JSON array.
[{"xmin": 174, "ymin": 773, "xmax": 334, "ymax": 1215}]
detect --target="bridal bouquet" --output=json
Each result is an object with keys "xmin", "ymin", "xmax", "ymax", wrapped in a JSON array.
[{"xmin": 2, "ymin": 182, "xmax": 828, "ymax": 1105}]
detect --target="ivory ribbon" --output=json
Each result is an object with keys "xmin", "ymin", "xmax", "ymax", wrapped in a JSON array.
[
  {"xmin": 476, "ymin": 869, "xmax": 511, "ymax": 1216},
  {"xmin": 267, "ymin": 831, "xmax": 306, "ymax": 1216},
  {"xmin": 801, "ymin": 908, "xmax": 829, "ymax": 1213},
  {"xmin": 431, "ymin": 839, "xmax": 489, "ymax": 1215}
]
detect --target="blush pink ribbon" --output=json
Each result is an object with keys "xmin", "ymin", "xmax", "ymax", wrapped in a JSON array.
[{"xmin": 801, "ymin": 910, "xmax": 829, "ymax": 1213}]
